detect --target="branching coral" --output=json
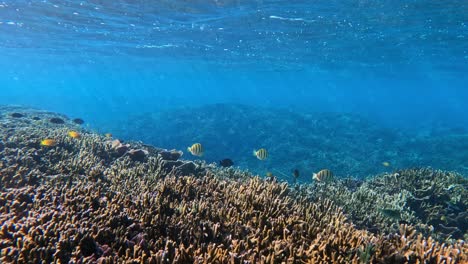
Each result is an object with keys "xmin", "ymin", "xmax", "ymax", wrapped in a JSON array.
[{"xmin": 0, "ymin": 106, "xmax": 466, "ymax": 263}]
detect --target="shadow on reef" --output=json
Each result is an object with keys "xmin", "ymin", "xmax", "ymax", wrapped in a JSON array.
[
  {"xmin": 111, "ymin": 104, "xmax": 468, "ymax": 181},
  {"xmin": 0, "ymin": 106, "xmax": 466, "ymax": 263}
]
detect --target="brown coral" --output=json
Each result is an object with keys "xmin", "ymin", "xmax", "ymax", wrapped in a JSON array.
[{"xmin": 0, "ymin": 106, "xmax": 467, "ymax": 263}]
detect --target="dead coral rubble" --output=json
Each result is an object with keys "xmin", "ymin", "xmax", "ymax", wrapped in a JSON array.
[{"xmin": 0, "ymin": 106, "xmax": 467, "ymax": 263}]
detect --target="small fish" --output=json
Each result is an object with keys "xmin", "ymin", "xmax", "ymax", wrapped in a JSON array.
[
  {"xmin": 68, "ymin": 131, "xmax": 81, "ymax": 139},
  {"xmin": 378, "ymin": 208, "xmax": 401, "ymax": 220},
  {"xmin": 187, "ymin": 143, "xmax": 204, "ymax": 157},
  {"xmin": 382, "ymin": 161, "xmax": 390, "ymax": 167},
  {"xmin": 293, "ymin": 169, "xmax": 299, "ymax": 178},
  {"xmin": 40, "ymin": 138, "xmax": 57, "ymax": 147},
  {"xmin": 72, "ymin": 118, "xmax": 84, "ymax": 125},
  {"xmin": 293, "ymin": 169, "xmax": 300, "ymax": 184},
  {"xmin": 266, "ymin": 171, "xmax": 273, "ymax": 177},
  {"xmin": 219, "ymin": 158, "xmax": 234, "ymax": 167},
  {"xmin": 253, "ymin": 148, "xmax": 268, "ymax": 160},
  {"xmin": 105, "ymin": 133, "xmax": 113, "ymax": 138},
  {"xmin": 312, "ymin": 169, "xmax": 334, "ymax": 182}
]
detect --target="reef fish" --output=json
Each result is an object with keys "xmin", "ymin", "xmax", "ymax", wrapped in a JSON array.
[
  {"xmin": 187, "ymin": 143, "xmax": 204, "ymax": 157},
  {"xmin": 293, "ymin": 169, "xmax": 299, "ymax": 178},
  {"xmin": 293, "ymin": 169, "xmax": 300, "ymax": 183},
  {"xmin": 40, "ymin": 139, "xmax": 57, "ymax": 147},
  {"xmin": 68, "ymin": 131, "xmax": 81, "ymax": 139},
  {"xmin": 253, "ymin": 148, "xmax": 268, "ymax": 160},
  {"xmin": 219, "ymin": 158, "xmax": 234, "ymax": 167},
  {"xmin": 382, "ymin": 161, "xmax": 390, "ymax": 167},
  {"xmin": 105, "ymin": 133, "xmax": 113, "ymax": 138},
  {"xmin": 312, "ymin": 169, "xmax": 334, "ymax": 182}
]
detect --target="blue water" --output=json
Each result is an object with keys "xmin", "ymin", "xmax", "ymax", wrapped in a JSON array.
[{"xmin": 0, "ymin": 1, "xmax": 467, "ymax": 134}]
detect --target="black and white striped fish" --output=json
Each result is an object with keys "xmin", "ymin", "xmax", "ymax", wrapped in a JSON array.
[
  {"xmin": 253, "ymin": 148, "xmax": 268, "ymax": 160},
  {"xmin": 312, "ymin": 169, "xmax": 334, "ymax": 182},
  {"xmin": 187, "ymin": 143, "xmax": 204, "ymax": 157}
]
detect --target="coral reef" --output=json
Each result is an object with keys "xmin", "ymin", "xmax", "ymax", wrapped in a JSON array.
[
  {"xmin": 302, "ymin": 168, "xmax": 467, "ymax": 241},
  {"xmin": 0, "ymin": 106, "xmax": 466, "ymax": 263},
  {"xmin": 110, "ymin": 104, "xmax": 468, "ymax": 180}
]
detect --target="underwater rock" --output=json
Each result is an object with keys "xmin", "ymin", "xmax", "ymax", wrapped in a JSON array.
[
  {"xmin": 159, "ymin": 149, "xmax": 183, "ymax": 161},
  {"xmin": 114, "ymin": 144, "xmax": 129, "ymax": 156},
  {"xmin": 10, "ymin": 112, "xmax": 25, "ymax": 118},
  {"xmin": 128, "ymin": 149, "xmax": 148, "ymax": 162},
  {"xmin": 49, "ymin": 117, "xmax": 65, "ymax": 124},
  {"xmin": 110, "ymin": 139, "xmax": 122, "ymax": 149},
  {"xmin": 175, "ymin": 161, "xmax": 197, "ymax": 175},
  {"xmin": 32, "ymin": 116, "xmax": 40, "ymax": 120},
  {"xmin": 110, "ymin": 139, "xmax": 131, "ymax": 157},
  {"xmin": 162, "ymin": 160, "xmax": 184, "ymax": 171},
  {"xmin": 72, "ymin": 118, "xmax": 84, "ymax": 125}
]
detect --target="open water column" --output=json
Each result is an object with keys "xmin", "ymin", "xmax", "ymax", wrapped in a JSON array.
[{"xmin": 0, "ymin": 1, "xmax": 467, "ymax": 263}]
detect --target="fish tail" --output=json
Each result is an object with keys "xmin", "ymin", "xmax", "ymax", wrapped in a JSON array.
[
  {"xmin": 187, "ymin": 147, "xmax": 191, "ymax": 153},
  {"xmin": 252, "ymin": 150, "xmax": 257, "ymax": 156}
]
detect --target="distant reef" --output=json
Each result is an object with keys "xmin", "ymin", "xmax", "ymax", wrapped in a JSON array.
[
  {"xmin": 0, "ymin": 105, "xmax": 466, "ymax": 263},
  {"xmin": 113, "ymin": 104, "xmax": 468, "ymax": 180}
]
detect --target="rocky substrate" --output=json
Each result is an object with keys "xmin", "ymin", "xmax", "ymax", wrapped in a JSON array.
[{"xmin": 0, "ymin": 106, "xmax": 466, "ymax": 263}]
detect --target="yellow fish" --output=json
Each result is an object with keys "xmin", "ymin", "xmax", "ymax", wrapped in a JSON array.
[
  {"xmin": 253, "ymin": 148, "xmax": 268, "ymax": 160},
  {"xmin": 68, "ymin": 131, "xmax": 81, "ymax": 139},
  {"xmin": 187, "ymin": 143, "xmax": 204, "ymax": 157},
  {"xmin": 382, "ymin": 161, "xmax": 390, "ymax": 167},
  {"xmin": 40, "ymin": 138, "xmax": 57, "ymax": 147},
  {"xmin": 266, "ymin": 171, "xmax": 273, "ymax": 177},
  {"xmin": 312, "ymin": 169, "xmax": 334, "ymax": 182},
  {"xmin": 105, "ymin": 133, "xmax": 113, "ymax": 138}
]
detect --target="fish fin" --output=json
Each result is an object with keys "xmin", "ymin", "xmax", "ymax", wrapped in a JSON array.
[
  {"xmin": 252, "ymin": 150, "xmax": 257, "ymax": 156},
  {"xmin": 187, "ymin": 147, "xmax": 191, "ymax": 153}
]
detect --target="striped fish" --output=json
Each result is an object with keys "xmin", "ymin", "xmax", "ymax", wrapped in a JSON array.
[
  {"xmin": 253, "ymin": 148, "xmax": 268, "ymax": 160},
  {"xmin": 312, "ymin": 169, "xmax": 334, "ymax": 182},
  {"xmin": 187, "ymin": 143, "xmax": 204, "ymax": 157}
]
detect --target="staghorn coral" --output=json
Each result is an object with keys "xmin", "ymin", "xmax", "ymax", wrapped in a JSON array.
[
  {"xmin": 0, "ymin": 106, "xmax": 467, "ymax": 263},
  {"xmin": 302, "ymin": 168, "xmax": 467, "ymax": 241}
]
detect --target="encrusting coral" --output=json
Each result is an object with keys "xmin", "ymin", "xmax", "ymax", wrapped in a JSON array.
[{"xmin": 0, "ymin": 106, "xmax": 466, "ymax": 263}]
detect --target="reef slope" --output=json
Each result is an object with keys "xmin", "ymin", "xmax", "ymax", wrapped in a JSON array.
[
  {"xmin": 113, "ymin": 104, "xmax": 468, "ymax": 179},
  {"xmin": 0, "ymin": 106, "xmax": 466, "ymax": 263}
]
